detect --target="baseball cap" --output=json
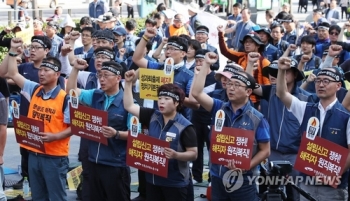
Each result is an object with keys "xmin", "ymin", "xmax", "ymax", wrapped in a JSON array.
[
  {"xmin": 196, "ymin": 25, "xmax": 209, "ymax": 34},
  {"xmin": 194, "ymin": 49, "xmax": 209, "ymax": 59},
  {"xmin": 47, "ymin": 21, "xmax": 60, "ymax": 30},
  {"xmin": 230, "ymin": 72, "xmax": 260, "ymax": 90},
  {"xmin": 97, "ymin": 12, "xmax": 117, "ymax": 23},
  {"xmin": 255, "ymin": 27, "xmax": 271, "ymax": 36},
  {"xmin": 113, "ymin": 27, "xmax": 127, "ymax": 36},
  {"xmin": 214, "ymin": 63, "xmax": 244, "ymax": 81}
]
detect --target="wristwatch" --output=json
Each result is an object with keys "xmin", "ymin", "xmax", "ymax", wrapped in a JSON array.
[
  {"xmin": 9, "ymin": 52, "xmax": 18, "ymax": 57},
  {"xmin": 114, "ymin": 130, "xmax": 120, "ymax": 140}
]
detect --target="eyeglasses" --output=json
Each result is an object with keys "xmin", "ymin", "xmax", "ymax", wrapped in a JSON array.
[
  {"xmin": 226, "ymin": 82, "xmax": 247, "ymax": 89},
  {"xmin": 96, "ymin": 73, "xmax": 116, "ymax": 79},
  {"xmin": 314, "ymin": 79, "xmax": 338, "ymax": 85},
  {"xmin": 29, "ymin": 46, "xmax": 44, "ymax": 51},
  {"xmin": 330, "ymin": 32, "xmax": 339, "ymax": 36}
]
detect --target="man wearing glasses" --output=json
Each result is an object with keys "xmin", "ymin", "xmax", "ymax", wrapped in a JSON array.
[
  {"xmin": 191, "ymin": 52, "xmax": 270, "ymax": 201},
  {"xmin": 0, "ymin": 36, "xmax": 66, "ymax": 189},
  {"xmin": 315, "ymin": 25, "xmax": 350, "ymax": 65},
  {"xmin": 276, "ymin": 49, "xmax": 350, "ymax": 201},
  {"xmin": 67, "ymin": 59, "xmax": 131, "ymax": 201}
]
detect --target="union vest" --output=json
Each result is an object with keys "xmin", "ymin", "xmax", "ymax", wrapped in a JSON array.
[
  {"xmin": 267, "ymin": 85, "xmax": 311, "ymax": 154},
  {"xmin": 145, "ymin": 111, "xmax": 192, "ymax": 187},
  {"xmin": 88, "ymin": 90, "xmax": 129, "ymax": 167},
  {"xmin": 25, "ymin": 86, "xmax": 70, "ymax": 156},
  {"xmin": 211, "ymin": 102, "xmax": 263, "ymax": 179},
  {"xmin": 300, "ymin": 101, "xmax": 350, "ymax": 189}
]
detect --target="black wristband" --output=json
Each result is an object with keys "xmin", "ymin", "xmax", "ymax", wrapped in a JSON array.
[{"xmin": 9, "ymin": 52, "xmax": 18, "ymax": 57}]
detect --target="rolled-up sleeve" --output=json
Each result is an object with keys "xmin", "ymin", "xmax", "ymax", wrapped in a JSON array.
[{"xmin": 255, "ymin": 118, "xmax": 270, "ymax": 143}]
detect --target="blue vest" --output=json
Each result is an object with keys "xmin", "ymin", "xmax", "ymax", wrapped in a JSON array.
[
  {"xmin": 263, "ymin": 44, "xmax": 278, "ymax": 62},
  {"xmin": 232, "ymin": 20, "xmax": 255, "ymax": 51},
  {"xmin": 300, "ymin": 101, "xmax": 350, "ymax": 189},
  {"xmin": 89, "ymin": 1, "xmax": 105, "ymax": 18},
  {"xmin": 293, "ymin": 54, "xmax": 322, "ymax": 71},
  {"xmin": 226, "ymin": 14, "xmax": 242, "ymax": 48},
  {"xmin": 266, "ymin": 85, "xmax": 311, "ymax": 154},
  {"xmin": 84, "ymin": 73, "xmax": 98, "ymax": 90},
  {"xmin": 282, "ymin": 30, "xmax": 297, "ymax": 45},
  {"xmin": 49, "ymin": 35, "xmax": 63, "ymax": 58},
  {"xmin": 272, "ymin": 40, "xmax": 289, "ymax": 58},
  {"xmin": 210, "ymin": 102, "xmax": 262, "ymax": 179},
  {"xmin": 209, "ymin": 89, "xmax": 228, "ymax": 102},
  {"xmin": 145, "ymin": 111, "xmax": 192, "ymax": 187},
  {"xmin": 88, "ymin": 90, "xmax": 128, "ymax": 167}
]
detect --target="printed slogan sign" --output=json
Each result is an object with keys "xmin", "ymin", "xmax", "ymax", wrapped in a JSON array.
[
  {"xmin": 294, "ymin": 133, "xmax": 348, "ymax": 188},
  {"xmin": 66, "ymin": 165, "xmax": 83, "ymax": 191},
  {"xmin": 70, "ymin": 104, "xmax": 108, "ymax": 145},
  {"xmin": 126, "ymin": 132, "xmax": 170, "ymax": 178},
  {"xmin": 210, "ymin": 126, "xmax": 254, "ymax": 170},
  {"xmin": 139, "ymin": 68, "xmax": 174, "ymax": 100},
  {"xmin": 13, "ymin": 115, "xmax": 45, "ymax": 153}
]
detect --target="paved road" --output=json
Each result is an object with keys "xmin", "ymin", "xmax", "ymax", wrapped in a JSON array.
[{"xmin": 3, "ymin": 128, "xmax": 208, "ymax": 200}]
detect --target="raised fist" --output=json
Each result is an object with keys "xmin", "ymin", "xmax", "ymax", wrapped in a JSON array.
[
  {"xmin": 10, "ymin": 38, "xmax": 23, "ymax": 54},
  {"xmin": 301, "ymin": 55, "xmax": 310, "ymax": 63},
  {"xmin": 288, "ymin": 44, "xmax": 297, "ymax": 51},
  {"xmin": 161, "ymin": 37, "xmax": 168, "ymax": 44},
  {"xmin": 124, "ymin": 70, "xmax": 136, "ymax": 83},
  {"xmin": 205, "ymin": 52, "xmax": 218, "ymax": 64},
  {"xmin": 73, "ymin": 58, "xmax": 88, "ymax": 70},
  {"xmin": 70, "ymin": 31, "xmax": 80, "ymax": 41},
  {"xmin": 328, "ymin": 45, "xmax": 343, "ymax": 57},
  {"xmin": 247, "ymin": 52, "xmax": 260, "ymax": 63},
  {"xmin": 278, "ymin": 57, "xmax": 292, "ymax": 70},
  {"xmin": 217, "ymin": 25, "xmax": 225, "ymax": 33},
  {"xmin": 61, "ymin": 44, "xmax": 73, "ymax": 56},
  {"xmin": 119, "ymin": 48, "xmax": 126, "ymax": 56},
  {"xmin": 144, "ymin": 27, "xmax": 157, "ymax": 38}
]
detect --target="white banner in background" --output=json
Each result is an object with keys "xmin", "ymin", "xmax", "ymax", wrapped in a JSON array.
[{"xmin": 171, "ymin": 1, "xmax": 228, "ymax": 71}]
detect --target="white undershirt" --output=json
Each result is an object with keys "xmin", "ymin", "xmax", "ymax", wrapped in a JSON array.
[{"xmin": 288, "ymin": 96, "xmax": 350, "ymax": 144}]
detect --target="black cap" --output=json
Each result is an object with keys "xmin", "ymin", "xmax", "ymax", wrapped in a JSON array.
[
  {"xmin": 262, "ymin": 58, "xmax": 304, "ymax": 81},
  {"xmin": 196, "ymin": 25, "xmax": 209, "ymax": 34},
  {"xmin": 231, "ymin": 72, "xmax": 260, "ymax": 89},
  {"xmin": 240, "ymin": 33, "xmax": 264, "ymax": 46},
  {"xmin": 194, "ymin": 49, "xmax": 210, "ymax": 59},
  {"xmin": 255, "ymin": 27, "xmax": 271, "ymax": 36},
  {"xmin": 47, "ymin": 21, "xmax": 59, "ymax": 30}
]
